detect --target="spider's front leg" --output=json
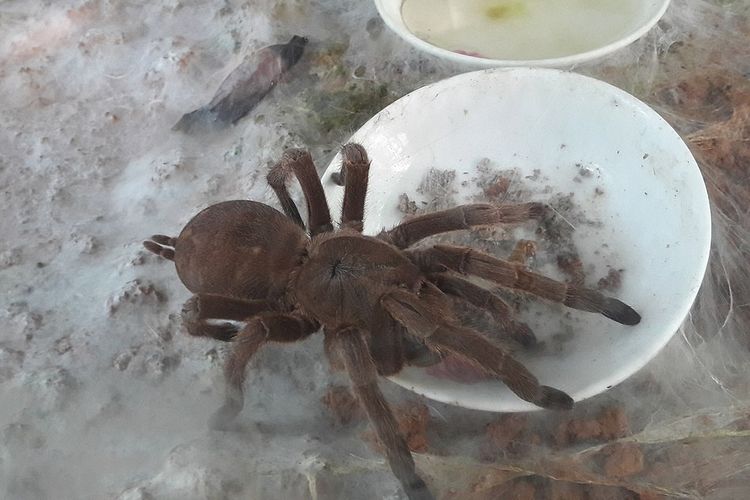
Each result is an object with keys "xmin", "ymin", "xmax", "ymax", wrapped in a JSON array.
[
  {"xmin": 408, "ymin": 245, "xmax": 641, "ymax": 325},
  {"xmin": 209, "ymin": 312, "xmax": 317, "ymax": 430},
  {"xmin": 328, "ymin": 327, "xmax": 434, "ymax": 500},
  {"xmin": 379, "ymin": 202, "xmax": 544, "ymax": 249},
  {"xmin": 267, "ymin": 149, "xmax": 333, "ymax": 235}
]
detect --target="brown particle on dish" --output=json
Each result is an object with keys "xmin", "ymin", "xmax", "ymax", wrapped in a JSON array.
[
  {"xmin": 416, "ymin": 167, "xmax": 458, "ymax": 210},
  {"xmin": 509, "ymin": 239, "xmax": 537, "ymax": 263},
  {"xmin": 397, "ymin": 193, "xmax": 419, "ymax": 215},
  {"xmin": 578, "ymin": 166, "xmax": 594, "ymax": 178},
  {"xmin": 597, "ymin": 268, "xmax": 624, "ymax": 291},
  {"xmin": 482, "ymin": 176, "xmax": 511, "ymax": 199},
  {"xmin": 525, "ymin": 169, "xmax": 542, "ymax": 182},
  {"xmin": 557, "ymin": 252, "xmax": 585, "ymax": 285}
]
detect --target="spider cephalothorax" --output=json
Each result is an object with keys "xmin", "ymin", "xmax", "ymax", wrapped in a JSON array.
[{"xmin": 144, "ymin": 144, "xmax": 640, "ymax": 500}]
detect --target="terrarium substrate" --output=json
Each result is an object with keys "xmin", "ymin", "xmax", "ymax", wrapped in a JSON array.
[{"xmin": 1, "ymin": 1, "xmax": 749, "ymax": 499}]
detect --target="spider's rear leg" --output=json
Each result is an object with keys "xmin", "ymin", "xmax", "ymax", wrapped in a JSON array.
[
  {"xmin": 143, "ymin": 234, "xmax": 176, "ymax": 260},
  {"xmin": 182, "ymin": 294, "xmax": 273, "ymax": 342},
  {"xmin": 381, "ymin": 287, "xmax": 573, "ymax": 410},
  {"xmin": 328, "ymin": 327, "xmax": 434, "ymax": 500},
  {"xmin": 429, "ymin": 272, "xmax": 537, "ymax": 348},
  {"xmin": 408, "ymin": 245, "xmax": 641, "ymax": 326},
  {"xmin": 429, "ymin": 323, "xmax": 573, "ymax": 409},
  {"xmin": 368, "ymin": 303, "xmax": 405, "ymax": 376},
  {"xmin": 367, "ymin": 300, "xmax": 441, "ymax": 375},
  {"xmin": 379, "ymin": 202, "xmax": 545, "ymax": 249},
  {"xmin": 210, "ymin": 313, "xmax": 317, "ymax": 430}
]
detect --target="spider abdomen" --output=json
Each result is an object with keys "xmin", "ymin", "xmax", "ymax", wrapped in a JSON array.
[{"xmin": 174, "ymin": 200, "xmax": 307, "ymax": 301}]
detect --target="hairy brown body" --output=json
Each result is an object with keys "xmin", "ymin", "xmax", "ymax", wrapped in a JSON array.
[{"xmin": 174, "ymin": 201, "xmax": 307, "ymax": 303}]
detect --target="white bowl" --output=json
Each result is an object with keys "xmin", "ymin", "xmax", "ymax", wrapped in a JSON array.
[
  {"xmin": 375, "ymin": 0, "xmax": 671, "ymax": 67},
  {"xmin": 322, "ymin": 68, "xmax": 711, "ymax": 412}
]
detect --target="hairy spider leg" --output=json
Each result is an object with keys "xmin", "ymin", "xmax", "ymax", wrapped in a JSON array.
[
  {"xmin": 209, "ymin": 312, "xmax": 318, "ymax": 430},
  {"xmin": 429, "ymin": 272, "xmax": 537, "ymax": 348},
  {"xmin": 408, "ymin": 245, "xmax": 641, "ymax": 326},
  {"xmin": 267, "ymin": 158, "xmax": 305, "ymax": 229},
  {"xmin": 181, "ymin": 294, "xmax": 274, "ymax": 341},
  {"xmin": 329, "ymin": 327, "xmax": 434, "ymax": 500},
  {"xmin": 338, "ymin": 143, "xmax": 371, "ymax": 232},
  {"xmin": 267, "ymin": 149, "xmax": 333, "ymax": 235},
  {"xmin": 379, "ymin": 202, "xmax": 544, "ymax": 249},
  {"xmin": 368, "ymin": 301, "xmax": 406, "ymax": 376},
  {"xmin": 381, "ymin": 286, "xmax": 573, "ymax": 410}
]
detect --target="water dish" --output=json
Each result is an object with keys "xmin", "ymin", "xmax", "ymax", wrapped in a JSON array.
[
  {"xmin": 323, "ymin": 68, "xmax": 710, "ymax": 411},
  {"xmin": 374, "ymin": 0, "xmax": 672, "ymax": 67}
]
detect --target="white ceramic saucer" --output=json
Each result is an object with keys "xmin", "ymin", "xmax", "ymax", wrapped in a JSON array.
[{"xmin": 323, "ymin": 68, "xmax": 710, "ymax": 412}]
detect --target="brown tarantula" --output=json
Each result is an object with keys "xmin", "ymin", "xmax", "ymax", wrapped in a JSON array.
[{"xmin": 143, "ymin": 144, "xmax": 640, "ymax": 500}]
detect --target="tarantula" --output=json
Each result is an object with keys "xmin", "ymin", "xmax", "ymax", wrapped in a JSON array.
[{"xmin": 143, "ymin": 144, "xmax": 640, "ymax": 500}]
